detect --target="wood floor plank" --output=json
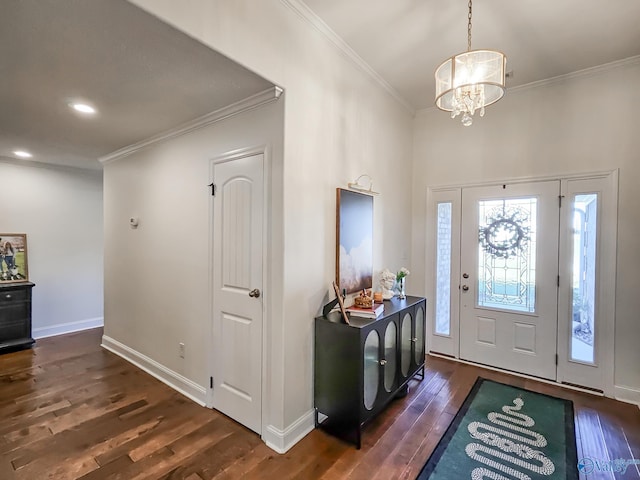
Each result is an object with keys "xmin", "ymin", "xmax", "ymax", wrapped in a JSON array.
[
  {"xmin": 1, "ymin": 329, "xmax": 639, "ymax": 479},
  {"xmin": 575, "ymin": 408, "xmax": 616, "ymax": 480},
  {"xmin": 397, "ymin": 410, "xmax": 455, "ymax": 480},
  {"xmin": 156, "ymin": 430, "xmax": 262, "ymax": 480},
  {"xmin": 370, "ymin": 381, "xmax": 461, "ymax": 480},
  {"xmin": 126, "ymin": 418, "xmax": 240, "ymax": 480},
  {"xmin": 93, "ymin": 398, "xmax": 205, "ymax": 467},
  {"xmin": 241, "ymin": 432, "xmax": 335, "ymax": 480},
  {"xmin": 209, "ymin": 445, "xmax": 273, "ymax": 480}
]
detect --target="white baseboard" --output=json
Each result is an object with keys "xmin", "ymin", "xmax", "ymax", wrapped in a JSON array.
[
  {"xmin": 614, "ymin": 385, "xmax": 640, "ymax": 407},
  {"xmin": 263, "ymin": 409, "xmax": 315, "ymax": 454},
  {"xmin": 101, "ymin": 335, "xmax": 207, "ymax": 407},
  {"xmin": 33, "ymin": 317, "xmax": 104, "ymax": 339}
]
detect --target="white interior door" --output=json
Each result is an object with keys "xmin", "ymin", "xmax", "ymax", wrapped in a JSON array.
[
  {"xmin": 212, "ymin": 152, "xmax": 264, "ymax": 434},
  {"xmin": 459, "ymin": 181, "xmax": 560, "ymax": 380}
]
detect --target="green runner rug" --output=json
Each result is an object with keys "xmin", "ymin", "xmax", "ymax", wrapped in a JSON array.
[{"xmin": 417, "ymin": 378, "xmax": 578, "ymax": 480}]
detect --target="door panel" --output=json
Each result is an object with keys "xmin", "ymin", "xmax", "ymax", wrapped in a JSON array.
[
  {"xmin": 212, "ymin": 153, "xmax": 263, "ymax": 433},
  {"xmin": 222, "ymin": 179, "xmax": 253, "ymax": 290},
  {"xmin": 460, "ymin": 181, "xmax": 560, "ymax": 380},
  {"xmin": 383, "ymin": 321, "xmax": 397, "ymax": 392}
]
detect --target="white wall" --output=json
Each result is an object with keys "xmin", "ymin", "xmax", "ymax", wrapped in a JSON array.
[
  {"xmin": 122, "ymin": 0, "xmax": 415, "ymax": 445},
  {"xmin": 0, "ymin": 160, "xmax": 104, "ymax": 337},
  {"xmin": 411, "ymin": 60, "xmax": 640, "ymax": 396},
  {"xmin": 103, "ymin": 99, "xmax": 285, "ymax": 412}
]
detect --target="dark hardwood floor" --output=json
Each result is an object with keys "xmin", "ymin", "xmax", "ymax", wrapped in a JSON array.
[{"xmin": 1, "ymin": 328, "xmax": 638, "ymax": 479}]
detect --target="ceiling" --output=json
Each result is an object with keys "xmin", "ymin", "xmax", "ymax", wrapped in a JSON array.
[
  {"xmin": 0, "ymin": 0, "xmax": 273, "ymax": 170},
  {"xmin": 302, "ymin": 0, "xmax": 640, "ymax": 110},
  {"xmin": 3, "ymin": 1, "xmax": 640, "ymax": 171}
]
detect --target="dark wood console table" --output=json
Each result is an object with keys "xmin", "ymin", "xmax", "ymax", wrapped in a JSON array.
[{"xmin": 314, "ymin": 295, "xmax": 426, "ymax": 448}]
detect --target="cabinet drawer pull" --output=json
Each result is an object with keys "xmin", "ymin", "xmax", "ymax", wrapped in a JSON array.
[
  {"xmin": 379, "ymin": 359, "xmax": 387, "ymax": 366},
  {"xmin": 4, "ymin": 294, "xmax": 11, "ymax": 300},
  {"xmin": 412, "ymin": 337, "xmax": 418, "ymax": 342}
]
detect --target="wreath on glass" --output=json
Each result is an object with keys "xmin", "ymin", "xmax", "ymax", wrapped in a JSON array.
[{"xmin": 479, "ymin": 206, "xmax": 531, "ymax": 258}]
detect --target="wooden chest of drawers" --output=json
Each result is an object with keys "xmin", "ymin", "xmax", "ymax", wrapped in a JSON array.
[{"xmin": 0, "ymin": 282, "xmax": 35, "ymax": 352}]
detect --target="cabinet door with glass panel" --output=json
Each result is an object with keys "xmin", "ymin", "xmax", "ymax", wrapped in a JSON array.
[
  {"xmin": 398, "ymin": 302, "xmax": 426, "ymax": 383},
  {"xmin": 362, "ymin": 315, "xmax": 401, "ymax": 413}
]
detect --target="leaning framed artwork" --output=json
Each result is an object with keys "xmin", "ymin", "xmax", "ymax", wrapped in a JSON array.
[
  {"xmin": 336, "ymin": 188, "xmax": 373, "ymax": 294},
  {"xmin": 0, "ymin": 234, "xmax": 29, "ymax": 283}
]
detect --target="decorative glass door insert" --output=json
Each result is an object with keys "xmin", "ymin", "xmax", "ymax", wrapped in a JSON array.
[{"xmin": 477, "ymin": 197, "xmax": 537, "ymax": 313}]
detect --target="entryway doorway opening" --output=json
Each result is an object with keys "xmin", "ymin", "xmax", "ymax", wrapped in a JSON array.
[{"xmin": 426, "ymin": 171, "xmax": 617, "ymax": 395}]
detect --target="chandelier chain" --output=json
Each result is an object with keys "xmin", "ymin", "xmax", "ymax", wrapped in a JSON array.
[{"xmin": 467, "ymin": 0, "xmax": 473, "ymax": 51}]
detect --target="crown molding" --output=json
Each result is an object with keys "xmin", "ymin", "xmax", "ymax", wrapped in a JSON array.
[
  {"xmin": 416, "ymin": 55, "xmax": 640, "ymax": 117},
  {"xmin": 99, "ymin": 86, "xmax": 283, "ymax": 165},
  {"xmin": 508, "ymin": 54, "xmax": 640, "ymax": 94},
  {"xmin": 0, "ymin": 156, "xmax": 103, "ymax": 175},
  {"xmin": 280, "ymin": 0, "xmax": 414, "ymax": 115}
]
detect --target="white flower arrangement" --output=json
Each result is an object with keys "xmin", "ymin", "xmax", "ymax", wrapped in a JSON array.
[{"xmin": 396, "ymin": 267, "xmax": 410, "ymax": 282}]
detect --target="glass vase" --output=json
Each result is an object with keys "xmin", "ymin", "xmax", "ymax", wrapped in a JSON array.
[{"xmin": 398, "ymin": 277, "xmax": 406, "ymax": 299}]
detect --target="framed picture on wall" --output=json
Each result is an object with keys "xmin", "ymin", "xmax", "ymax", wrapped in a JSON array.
[
  {"xmin": 0, "ymin": 234, "xmax": 29, "ymax": 283},
  {"xmin": 336, "ymin": 188, "xmax": 373, "ymax": 294}
]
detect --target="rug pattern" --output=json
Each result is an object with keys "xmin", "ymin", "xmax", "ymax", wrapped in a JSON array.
[{"xmin": 417, "ymin": 378, "xmax": 578, "ymax": 480}]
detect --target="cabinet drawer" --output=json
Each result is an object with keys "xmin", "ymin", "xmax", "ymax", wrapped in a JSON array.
[
  {"xmin": 0, "ymin": 305, "xmax": 29, "ymax": 342},
  {"xmin": 0, "ymin": 289, "xmax": 27, "ymax": 304}
]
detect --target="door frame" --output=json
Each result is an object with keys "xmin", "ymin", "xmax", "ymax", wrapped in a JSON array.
[
  {"xmin": 425, "ymin": 188, "xmax": 461, "ymax": 358},
  {"xmin": 206, "ymin": 144, "xmax": 271, "ymax": 436},
  {"xmin": 556, "ymin": 171, "xmax": 618, "ymax": 396},
  {"xmin": 425, "ymin": 170, "xmax": 617, "ymax": 397}
]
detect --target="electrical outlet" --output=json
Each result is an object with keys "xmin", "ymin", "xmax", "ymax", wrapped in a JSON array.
[{"xmin": 179, "ymin": 342, "xmax": 185, "ymax": 358}]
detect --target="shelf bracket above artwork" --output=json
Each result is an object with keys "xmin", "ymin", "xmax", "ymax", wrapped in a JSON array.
[{"xmin": 347, "ymin": 174, "xmax": 379, "ymax": 195}]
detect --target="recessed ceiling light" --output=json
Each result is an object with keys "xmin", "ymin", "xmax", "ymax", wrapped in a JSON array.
[
  {"xmin": 13, "ymin": 150, "xmax": 33, "ymax": 158},
  {"xmin": 70, "ymin": 102, "xmax": 97, "ymax": 115}
]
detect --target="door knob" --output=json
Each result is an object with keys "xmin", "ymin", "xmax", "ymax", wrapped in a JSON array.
[
  {"xmin": 462, "ymin": 285, "xmax": 469, "ymax": 291},
  {"xmin": 249, "ymin": 288, "xmax": 261, "ymax": 298}
]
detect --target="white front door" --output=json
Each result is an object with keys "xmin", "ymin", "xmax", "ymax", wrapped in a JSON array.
[
  {"xmin": 211, "ymin": 152, "xmax": 264, "ymax": 434},
  {"xmin": 459, "ymin": 181, "xmax": 560, "ymax": 380}
]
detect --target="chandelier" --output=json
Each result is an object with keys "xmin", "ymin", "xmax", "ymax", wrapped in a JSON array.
[{"xmin": 434, "ymin": 0, "xmax": 506, "ymax": 126}]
